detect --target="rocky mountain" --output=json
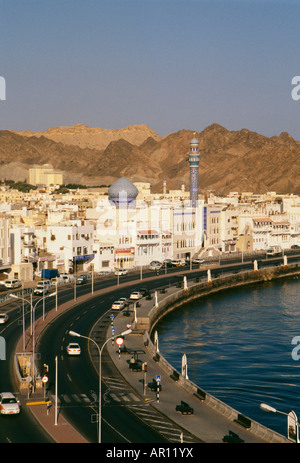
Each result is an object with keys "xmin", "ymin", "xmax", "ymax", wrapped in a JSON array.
[
  {"xmin": 16, "ymin": 123, "xmax": 161, "ymax": 151},
  {"xmin": 1, "ymin": 123, "xmax": 300, "ymax": 195}
]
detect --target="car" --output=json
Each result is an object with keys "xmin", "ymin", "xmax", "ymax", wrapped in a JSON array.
[
  {"xmin": 118, "ymin": 297, "xmax": 128, "ymax": 306},
  {"xmin": 111, "ymin": 300, "xmax": 125, "ymax": 310},
  {"xmin": 115, "ymin": 269, "xmax": 128, "ymax": 276},
  {"xmin": 0, "ymin": 313, "xmax": 8, "ymax": 324},
  {"xmin": 139, "ymin": 288, "xmax": 151, "ymax": 297},
  {"xmin": 162, "ymin": 259, "xmax": 175, "ymax": 268},
  {"xmin": 149, "ymin": 261, "xmax": 162, "ymax": 270},
  {"xmin": 291, "ymin": 245, "xmax": 300, "ymax": 249},
  {"xmin": 66, "ymin": 343, "xmax": 81, "ymax": 355},
  {"xmin": 76, "ymin": 275, "xmax": 87, "ymax": 284},
  {"xmin": 0, "ymin": 392, "xmax": 21, "ymax": 415},
  {"xmin": 171, "ymin": 259, "xmax": 182, "ymax": 267},
  {"xmin": 4, "ymin": 279, "xmax": 22, "ymax": 289},
  {"xmin": 192, "ymin": 258, "xmax": 205, "ymax": 264},
  {"xmin": 129, "ymin": 291, "xmax": 143, "ymax": 300},
  {"xmin": 33, "ymin": 287, "xmax": 49, "ymax": 296},
  {"xmin": 0, "ymin": 285, "xmax": 7, "ymax": 292}
]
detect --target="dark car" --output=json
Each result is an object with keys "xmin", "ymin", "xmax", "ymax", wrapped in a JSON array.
[
  {"xmin": 162, "ymin": 259, "xmax": 174, "ymax": 268},
  {"xmin": 139, "ymin": 288, "xmax": 151, "ymax": 297}
]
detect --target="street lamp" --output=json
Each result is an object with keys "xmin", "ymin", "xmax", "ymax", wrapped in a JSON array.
[
  {"xmin": 10, "ymin": 291, "xmax": 57, "ymax": 391},
  {"xmin": 260, "ymin": 403, "xmax": 299, "ymax": 443},
  {"xmin": 69, "ymin": 328, "xmax": 132, "ymax": 443}
]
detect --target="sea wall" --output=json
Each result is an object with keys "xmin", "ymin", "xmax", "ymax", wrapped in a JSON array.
[
  {"xmin": 138, "ymin": 263, "xmax": 300, "ymax": 444},
  {"xmin": 139, "ymin": 263, "xmax": 300, "ymax": 332}
]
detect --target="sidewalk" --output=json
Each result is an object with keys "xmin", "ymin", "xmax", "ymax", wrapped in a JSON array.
[
  {"xmin": 106, "ymin": 301, "xmax": 287, "ymax": 444},
  {"xmin": 15, "ymin": 293, "xmax": 93, "ymax": 443},
  {"xmin": 24, "ymin": 390, "xmax": 89, "ymax": 443}
]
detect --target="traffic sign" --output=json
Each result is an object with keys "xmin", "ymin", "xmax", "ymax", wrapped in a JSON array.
[
  {"xmin": 115, "ymin": 336, "xmax": 124, "ymax": 346},
  {"xmin": 42, "ymin": 375, "xmax": 48, "ymax": 383},
  {"xmin": 156, "ymin": 375, "xmax": 161, "ymax": 383},
  {"xmin": 110, "ymin": 314, "xmax": 114, "ymax": 320}
]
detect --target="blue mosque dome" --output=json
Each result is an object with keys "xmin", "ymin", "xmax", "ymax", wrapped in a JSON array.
[{"xmin": 108, "ymin": 177, "xmax": 138, "ymax": 206}]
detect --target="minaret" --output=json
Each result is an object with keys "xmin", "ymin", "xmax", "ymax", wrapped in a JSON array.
[
  {"xmin": 163, "ymin": 178, "xmax": 167, "ymax": 195},
  {"xmin": 188, "ymin": 136, "xmax": 200, "ymax": 207}
]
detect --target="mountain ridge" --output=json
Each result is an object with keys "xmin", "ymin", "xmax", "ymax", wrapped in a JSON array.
[{"xmin": 2, "ymin": 123, "xmax": 300, "ymax": 195}]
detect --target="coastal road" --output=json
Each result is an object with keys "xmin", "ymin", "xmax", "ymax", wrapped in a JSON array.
[
  {"xmin": 1, "ymin": 253, "xmax": 300, "ymax": 442},
  {"xmin": 37, "ymin": 287, "xmax": 171, "ymax": 443}
]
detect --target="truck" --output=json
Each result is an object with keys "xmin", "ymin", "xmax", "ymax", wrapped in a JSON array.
[
  {"xmin": 41, "ymin": 269, "xmax": 59, "ymax": 280},
  {"xmin": 266, "ymin": 246, "xmax": 282, "ymax": 257}
]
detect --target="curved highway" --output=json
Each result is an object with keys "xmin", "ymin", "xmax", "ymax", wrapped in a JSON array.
[{"xmin": 1, "ymin": 251, "xmax": 300, "ymax": 443}]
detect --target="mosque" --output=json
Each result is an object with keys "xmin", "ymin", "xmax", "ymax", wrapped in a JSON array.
[
  {"xmin": 94, "ymin": 137, "xmax": 203, "ymax": 269},
  {"xmin": 108, "ymin": 136, "xmax": 200, "ymax": 208},
  {"xmin": 108, "ymin": 176, "xmax": 139, "ymax": 208}
]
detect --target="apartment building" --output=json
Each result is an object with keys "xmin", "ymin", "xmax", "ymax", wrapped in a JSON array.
[
  {"xmin": 29, "ymin": 164, "xmax": 63, "ymax": 187},
  {"xmin": 35, "ymin": 220, "xmax": 94, "ymax": 273}
]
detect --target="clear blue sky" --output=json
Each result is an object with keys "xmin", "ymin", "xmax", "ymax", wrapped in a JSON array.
[{"xmin": 1, "ymin": 0, "xmax": 300, "ymax": 139}]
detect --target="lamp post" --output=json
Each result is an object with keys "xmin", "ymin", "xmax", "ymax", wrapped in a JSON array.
[
  {"xmin": 69, "ymin": 328, "xmax": 132, "ymax": 443},
  {"xmin": 260, "ymin": 403, "xmax": 299, "ymax": 443},
  {"xmin": 10, "ymin": 291, "xmax": 57, "ymax": 391}
]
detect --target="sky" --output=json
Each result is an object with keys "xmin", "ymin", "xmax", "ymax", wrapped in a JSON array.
[{"xmin": 1, "ymin": 0, "xmax": 300, "ymax": 139}]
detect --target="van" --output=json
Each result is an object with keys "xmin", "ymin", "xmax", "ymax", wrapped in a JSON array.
[
  {"xmin": 4, "ymin": 279, "xmax": 22, "ymax": 288},
  {"xmin": 35, "ymin": 280, "xmax": 52, "ymax": 290},
  {"xmin": 60, "ymin": 274, "xmax": 75, "ymax": 283}
]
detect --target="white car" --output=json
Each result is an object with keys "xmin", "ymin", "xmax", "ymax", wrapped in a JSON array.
[
  {"xmin": 0, "ymin": 313, "xmax": 8, "ymax": 324},
  {"xmin": 66, "ymin": 343, "xmax": 81, "ymax": 355},
  {"xmin": 193, "ymin": 258, "xmax": 205, "ymax": 264},
  {"xmin": 33, "ymin": 287, "xmax": 49, "ymax": 296},
  {"xmin": 149, "ymin": 261, "xmax": 162, "ymax": 270},
  {"xmin": 0, "ymin": 392, "xmax": 21, "ymax": 415},
  {"xmin": 129, "ymin": 291, "xmax": 143, "ymax": 300},
  {"xmin": 115, "ymin": 269, "xmax": 128, "ymax": 276},
  {"xmin": 4, "ymin": 279, "xmax": 22, "ymax": 289},
  {"xmin": 111, "ymin": 300, "xmax": 125, "ymax": 310},
  {"xmin": 118, "ymin": 297, "xmax": 128, "ymax": 306}
]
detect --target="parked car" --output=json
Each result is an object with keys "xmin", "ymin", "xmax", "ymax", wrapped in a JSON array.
[
  {"xmin": 0, "ymin": 313, "xmax": 8, "ymax": 324},
  {"xmin": 4, "ymin": 279, "xmax": 22, "ymax": 289},
  {"xmin": 171, "ymin": 259, "xmax": 182, "ymax": 267},
  {"xmin": 111, "ymin": 300, "xmax": 125, "ymax": 310},
  {"xmin": 192, "ymin": 258, "xmax": 205, "ymax": 264},
  {"xmin": 162, "ymin": 259, "xmax": 175, "ymax": 268},
  {"xmin": 0, "ymin": 392, "xmax": 21, "ymax": 415},
  {"xmin": 129, "ymin": 291, "xmax": 143, "ymax": 300},
  {"xmin": 149, "ymin": 261, "xmax": 162, "ymax": 270},
  {"xmin": 115, "ymin": 269, "xmax": 128, "ymax": 276},
  {"xmin": 66, "ymin": 343, "xmax": 81, "ymax": 356}
]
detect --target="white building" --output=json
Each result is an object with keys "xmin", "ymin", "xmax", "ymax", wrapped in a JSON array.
[{"xmin": 35, "ymin": 220, "xmax": 95, "ymax": 273}]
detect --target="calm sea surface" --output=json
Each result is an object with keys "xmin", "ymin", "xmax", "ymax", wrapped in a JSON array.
[{"xmin": 155, "ymin": 277, "xmax": 300, "ymax": 437}]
